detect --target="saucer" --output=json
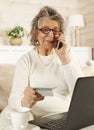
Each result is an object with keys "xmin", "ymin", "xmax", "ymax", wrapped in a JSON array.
[{"xmin": 3, "ymin": 124, "xmax": 40, "ymax": 130}]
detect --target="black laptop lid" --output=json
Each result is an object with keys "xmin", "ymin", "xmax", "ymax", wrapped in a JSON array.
[{"xmin": 64, "ymin": 76, "xmax": 94, "ymax": 130}]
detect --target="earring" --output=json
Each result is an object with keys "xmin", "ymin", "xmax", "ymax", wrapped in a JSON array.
[
  {"xmin": 36, "ymin": 41, "xmax": 39, "ymax": 45},
  {"xmin": 35, "ymin": 40, "xmax": 39, "ymax": 46}
]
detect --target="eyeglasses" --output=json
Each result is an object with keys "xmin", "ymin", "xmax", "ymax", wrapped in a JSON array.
[{"xmin": 39, "ymin": 27, "xmax": 61, "ymax": 35}]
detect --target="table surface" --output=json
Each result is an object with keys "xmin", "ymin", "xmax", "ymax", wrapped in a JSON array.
[
  {"xmin": 2, "ymin": 124, "xmax": 94, "ymax": 130},
  {"xmin": 79, "ymin": 125, "xmax": 94, "ymax": 130}
]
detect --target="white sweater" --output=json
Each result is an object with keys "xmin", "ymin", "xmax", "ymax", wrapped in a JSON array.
[{"xmin": 8, "ymin": 47, "xmax": 83, "ymax": 117}]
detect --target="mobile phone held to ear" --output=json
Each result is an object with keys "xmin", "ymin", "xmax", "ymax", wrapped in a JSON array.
[
  {"xmin": 55, "ymin": 40, "xmax": 63, "ymax": 50},
  {"xmin": 57, "ymin": 41, "xmax": 63, "ymax": 49},
  {"xmin": 55, "ymin": 40, "xmax": 63, "ymax": 49}
]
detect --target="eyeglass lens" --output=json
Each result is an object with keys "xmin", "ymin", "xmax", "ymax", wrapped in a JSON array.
[{"xmin": 39, "ymin": 27, "xmax": 61, "ymax": 35}]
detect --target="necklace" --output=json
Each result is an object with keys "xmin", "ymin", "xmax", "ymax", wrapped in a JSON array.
[{"xmin": 36, "ymin": 48, "xmax": 55, "ymax": 66}]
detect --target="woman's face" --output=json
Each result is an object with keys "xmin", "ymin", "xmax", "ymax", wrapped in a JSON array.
[{"xmin": 37, "ymin": 17, "xmax": 61, "ymax": 50}]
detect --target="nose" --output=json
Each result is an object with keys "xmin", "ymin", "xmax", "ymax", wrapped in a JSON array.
[{"xmin": 48, "ymin": 30, "xmax": 54, "ymax": 38}]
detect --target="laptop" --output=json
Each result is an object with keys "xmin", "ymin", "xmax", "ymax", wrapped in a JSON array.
[{"xmin": 29, "ymin": 76, "xmax": 94, "ymax": 130}]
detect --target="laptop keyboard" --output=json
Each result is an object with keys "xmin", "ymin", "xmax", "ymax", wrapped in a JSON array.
[
  {"xmin": 29, "ymin": 112, "xmax": 68, "ymax": 130},
  {"xmin": 41, "ymin": 118, "xmax": 66, "ymax": 130}
]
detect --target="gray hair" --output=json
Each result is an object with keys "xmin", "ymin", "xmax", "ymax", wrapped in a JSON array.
[{"xmin": 29, "ymin": 6, "xmax": 64, "ymax": 45}]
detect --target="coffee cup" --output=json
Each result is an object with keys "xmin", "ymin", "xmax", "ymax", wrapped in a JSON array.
[{"xmin": 6, "ymin": 107, "xmax": 30, "ymax": 130}]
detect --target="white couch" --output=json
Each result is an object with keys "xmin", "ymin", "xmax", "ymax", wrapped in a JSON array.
[
  {"xmin": 0, "ymin": 61, "xmax": 94, "ymax": 112},
  {"xmin": 0, "ymin": 46, "xmax": 93, "ymax": 112},
  {"xmin": 0, "ymin": 64, "xmax": 15, "ymax": 111}
]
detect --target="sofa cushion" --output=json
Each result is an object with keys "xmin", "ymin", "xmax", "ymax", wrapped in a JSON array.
[
  {"xmin": 0, "ymin": 64, "xmax": 15, "ymax": 111},
  {"xmin": 82, "ymin": 60, "xmax": 94, "ymax": 76}
]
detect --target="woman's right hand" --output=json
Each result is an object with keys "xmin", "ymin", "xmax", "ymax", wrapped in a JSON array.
[{"xmin": 21, "ymin": 86, "xmax": 44, "ymax": 108}]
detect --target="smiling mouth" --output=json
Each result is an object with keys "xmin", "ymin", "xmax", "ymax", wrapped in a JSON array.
[
  {"xmin": 46, "ymin": 39, "xmax": 56, "ymax": 43},
  {"xmin": 45, "ymin": 41, "xmax": 55, "ymax": 46}
]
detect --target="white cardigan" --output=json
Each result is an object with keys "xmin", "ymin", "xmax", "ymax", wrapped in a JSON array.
[
  {"xmin": 8, "ymin": 47, "xmax": 83, "ymax": 117},
  {"xmin": 0, "ymin": 46, "xmax": 83, "ymax": 129}
]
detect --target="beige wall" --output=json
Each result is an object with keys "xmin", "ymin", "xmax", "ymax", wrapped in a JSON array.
[
  {"xmin": 78, "ymin": 0, "xmax": 94, "ymax": 47},
  {"xmin": 0, "ymin": 0, "xmax": 94, "ymax": 48},
  {"xmin": 0, "ymin": 0, "xmax": 79, "ymax": 45}
]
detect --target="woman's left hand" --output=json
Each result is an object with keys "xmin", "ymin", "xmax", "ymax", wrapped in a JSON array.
[
  {"xmin": 55, "ymin": 34, "xmax": 71, "ymax": 65},
  {"xmin": 21, "ymin": 86, "xmax": 44, "ymax": 108}
]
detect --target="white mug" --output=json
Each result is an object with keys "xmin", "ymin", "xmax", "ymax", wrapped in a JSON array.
[{"xmin": 6, "ymin": 107, "xmax": 30, "ymax": 130}]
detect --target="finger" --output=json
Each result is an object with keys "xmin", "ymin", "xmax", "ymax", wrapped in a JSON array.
[
  {"xmin": 24, "ymin": 92, "xmax": 44, "ymax": 101},
  {"xmin": 21, "ymin": 95, "xmax": 44, "ymax": 108},
  {"xmin": 31, "ymin": 93, "xmax": 44, "ymax": 101},
  {"xmin": 58, "ymin": 35, "xmax": 66, "ymax": 45},
  {"xmin": 24, "ymin": 87, "xmax": 36, "ymax": 96},
  {"xmin": 22, "ymin": 101, "xmax": 35, "ymax": 108},
  {"xmin": 34, "ymin": 95, "xmax": 45, "ymax": 101},
  {"xmin": 21, "ymin": 97, "xmax": 36, "ymax": 108}
]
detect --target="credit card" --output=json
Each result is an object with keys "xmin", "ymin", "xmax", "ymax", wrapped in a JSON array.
[{"xmin": 35, "ymin": 88, "xmax": 53, "ymax": 96}]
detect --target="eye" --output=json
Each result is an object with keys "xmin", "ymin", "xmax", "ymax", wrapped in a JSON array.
[
  {"xmin": 53, "ymin": 29, "xmax": 61, "ymax": 35},
  {"xmin": 42, "ymin": 28, "xmax": 49, "ymax": 32},
  {"xmin": 41, "ymin": 27, "xmax": 49, "ymax": 31},
  {"xmin": 54, "ymin": 30, "xmax": 60, "ymax": 33}
]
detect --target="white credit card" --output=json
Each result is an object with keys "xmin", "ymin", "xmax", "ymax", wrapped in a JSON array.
[{"xmin": 34, "ymin": 88, "xmax": 53, "ymax": 96}]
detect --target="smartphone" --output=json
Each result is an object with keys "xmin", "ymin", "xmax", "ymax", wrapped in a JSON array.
[
  {"xmin": 34, "ymin": 88, "xmax": 53, "ymax": 96},
  {"xmin": 55, "ymin": 40, "xmax": 63, "ymax": 49},
  {"xmin": 57, "ymin": 41, "xmax": 63, "ymax": 49}
]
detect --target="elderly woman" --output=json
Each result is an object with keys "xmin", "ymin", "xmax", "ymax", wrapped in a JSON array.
[{"xmin": 0, "ymin": 6, "xmax": 83, "ymax": 129}]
